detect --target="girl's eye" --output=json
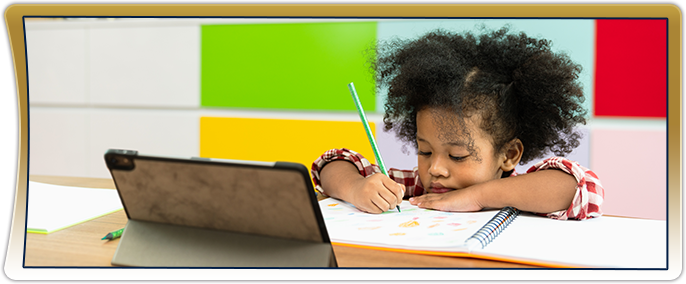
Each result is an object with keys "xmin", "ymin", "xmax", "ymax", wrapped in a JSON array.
[
  {"xmin": 418, "ymin": 151, "xmax": 431, "ymax": 156},
  {"xmin": 449, "ymin": 155, "xmax": 468, "ymax": 161}
]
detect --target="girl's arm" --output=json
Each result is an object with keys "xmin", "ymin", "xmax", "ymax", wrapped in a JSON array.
[
  {"xmin": 312, "ymin": 148, "xmax": 405, "ymax": 214},
  {"xmin": 318, "ymin": 160, "xmax": 366, "ymax": 203},
  {"xmin": 410, "ymin": 157, "xmax": 604, "ymax": 220},
  {"xmin": 473, "ymin": 169, "xmax": 578, "ymax": 213}
]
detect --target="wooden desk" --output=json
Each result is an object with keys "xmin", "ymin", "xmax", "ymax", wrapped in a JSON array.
[{"xmin": 25, "ymin": 175, "xmax": 536, "ymax": 268}]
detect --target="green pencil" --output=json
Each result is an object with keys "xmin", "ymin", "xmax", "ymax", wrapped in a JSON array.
[
  {"xmin": 102, "ymin": 228, "xmax": 124, "ymax": 240},
  {"xmin": 348, "ymin": 82, "xmax": 400, "ymax": 213}
]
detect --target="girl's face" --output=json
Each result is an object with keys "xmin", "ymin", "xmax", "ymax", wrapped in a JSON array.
[{"xmin": 416, "ymin": 107, "xmax": 509, "ymax": 193}]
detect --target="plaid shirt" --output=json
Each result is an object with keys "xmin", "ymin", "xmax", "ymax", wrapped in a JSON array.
[{"xmin": 311, "ymin": 148, "xmax": 604, "ymax": 220}]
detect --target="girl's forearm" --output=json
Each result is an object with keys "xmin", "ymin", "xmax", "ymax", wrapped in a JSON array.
[
  {"xmin": 474, "ymin": 169, "xmax": 578, "ymax": 214},
  {"xmin": 319, "ymin": 160, "xmax": 365, "ymax": 201}
]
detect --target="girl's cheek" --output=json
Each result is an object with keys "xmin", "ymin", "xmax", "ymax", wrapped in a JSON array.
[
  {"xmin": 416, "ymin": 161, "xmax": 429, "ymax": 186},
  {"xmin": 417, "ymin": 173, "xmax": 430, "ymax": 192}
]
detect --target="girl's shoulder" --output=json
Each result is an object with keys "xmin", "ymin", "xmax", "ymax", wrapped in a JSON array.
[{"xmin": 517, "ymin": 156, "xmax": 597, "ymax": 181}]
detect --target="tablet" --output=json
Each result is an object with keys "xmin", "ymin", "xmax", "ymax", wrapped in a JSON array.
[{"xmin": 104, "ymin": 149, "xmax": 336, "ymax": 267}]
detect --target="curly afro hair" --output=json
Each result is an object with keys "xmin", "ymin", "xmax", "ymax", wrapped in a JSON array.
[{"xmin": 373, "ymin": 27, "xmax": 587, "ymax": 164}]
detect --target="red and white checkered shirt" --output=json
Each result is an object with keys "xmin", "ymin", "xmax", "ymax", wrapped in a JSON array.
[{"xmin": 311, "ymin": 148, "xmax": 604, "ymax": 220}]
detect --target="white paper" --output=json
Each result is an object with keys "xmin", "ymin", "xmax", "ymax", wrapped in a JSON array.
[
  {"xmin": 320, "ymin": 199, "xmax": 668, "ymax": 268},
  {"xmin": 27, "ymin": 181, "xmax": 124, "ymax": 233},
  {"xmin": 479, "ymin": 213, "xmax": 667, "ymax": 268}
]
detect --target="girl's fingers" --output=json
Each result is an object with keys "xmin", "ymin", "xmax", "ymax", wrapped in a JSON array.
[
  {"xmin": 380, "ymin": 177, "xmax": 404, "ymax": 203},
  {"xmin": 372, "ymin": 188, "xmax": 399, "ymax": 212},
  {"xmin": 379, "ymin": 187, "xmax": 403, "ymax": 210},
  {"xmin": 409, "ymin": 196, "xmax": 432, "ymax": 208},
  {"xmin": 397, "ymin": 184, "xmax": 406, "ymax": 203},
  {"xmin": 368, "ymin": 197, "xmax": 387, "ymax": 214},
  {"xmin": 360, "ymin": 174, "xmax": 405, "ymax": 213}
]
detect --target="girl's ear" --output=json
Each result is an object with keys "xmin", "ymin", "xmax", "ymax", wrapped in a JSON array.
[{"xmin": 500, "ymin": 138, "xmax": 523, "ymax": 172}]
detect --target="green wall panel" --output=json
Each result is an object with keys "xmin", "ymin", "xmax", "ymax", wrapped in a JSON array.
[{"xmin": 201, "ymin": 22, "xmax": 377, "ymax": 111}]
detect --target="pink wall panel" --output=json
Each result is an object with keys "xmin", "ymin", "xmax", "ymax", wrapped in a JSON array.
[
  {"xmin": 515, "ymin": 127, "xmax": 590, "ymax": 174},
  {"xmin": 590, "ymin": 129, "xmax": 666, "ymax": 220}
]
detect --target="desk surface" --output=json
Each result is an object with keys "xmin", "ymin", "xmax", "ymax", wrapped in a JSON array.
[{"xmin": 25, "ymin": 175, "xmax": 536, "ymax": 268}]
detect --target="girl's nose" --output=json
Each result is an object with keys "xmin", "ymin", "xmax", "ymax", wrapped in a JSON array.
[{"xmin": 428, "ymin": 156, "xmax": 449, "ymax": 178}]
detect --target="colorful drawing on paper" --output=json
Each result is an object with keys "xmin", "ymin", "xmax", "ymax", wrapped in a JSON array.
[{"xmin": 319, "ymin": 198, "xmax": 503, "ymax": 249}]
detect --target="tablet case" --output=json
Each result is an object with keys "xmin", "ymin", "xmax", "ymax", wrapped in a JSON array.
[{"xmin": 104, "ymin": 149, "xmax": 336, "ymax": 267}]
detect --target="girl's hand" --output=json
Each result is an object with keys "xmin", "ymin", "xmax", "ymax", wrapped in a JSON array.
[
  {"xmin": 408, "ymin": 188, "xmax": 483, "ymax": 212},
  {"xmin": 350, "ymin": 173, "xmax": 405, "ymax": 214}
]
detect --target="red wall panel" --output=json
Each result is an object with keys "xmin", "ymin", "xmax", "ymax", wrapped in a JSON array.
[{"xmin": 594, "ymin": 19, "xmax": 667, "ymax": 118}]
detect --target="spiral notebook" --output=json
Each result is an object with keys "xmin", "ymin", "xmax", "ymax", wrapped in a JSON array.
[{"xmin": 319, "ymin": 198, "xmax": 668, "ymax": 268}]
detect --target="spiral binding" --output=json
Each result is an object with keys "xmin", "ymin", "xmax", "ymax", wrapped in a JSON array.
[{"xmin": 465, "ymin": 207, "xmax": 520, "ymax": 250}]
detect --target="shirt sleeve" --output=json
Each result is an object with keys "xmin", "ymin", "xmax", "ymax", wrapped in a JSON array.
[
  {"xmin": 525, "ymin": 157, "xmax": 605, "ymax": 220},
  {"xmin": 311, "ymin": 148, "xmax": 424, "ymax": 197}
]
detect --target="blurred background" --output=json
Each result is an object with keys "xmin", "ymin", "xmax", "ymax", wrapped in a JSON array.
[{"xmin": 25, "ymin": 18, "xmax": 666, "ymax": 219}]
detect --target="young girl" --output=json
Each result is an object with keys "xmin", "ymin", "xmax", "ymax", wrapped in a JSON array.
[{"xmin": 311, "ymin": 27, "xmax": 604, "ymax": 220}]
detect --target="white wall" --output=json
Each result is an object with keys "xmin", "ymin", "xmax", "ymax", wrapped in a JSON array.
[{"xmin": 27, "ymin": 19, "xmax": 202, "ymax": 178}]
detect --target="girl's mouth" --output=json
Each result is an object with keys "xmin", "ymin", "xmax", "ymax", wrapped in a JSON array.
[
  {"xmin": 430, "ymin": 187, "xmax": 453, "ymax": 193},
  {"xmin": 429, "ymin": 182, "xmax": 454, "ymax": 193}
]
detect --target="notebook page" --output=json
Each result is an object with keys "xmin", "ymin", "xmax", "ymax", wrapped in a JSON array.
[
  {"xmin": 478, "ymin": 213, "xmax": 667, "ymax": 268},
  {"xmin": 27, "ymin": 181, "xmax": 124, "ymax": 234},
  {"xmin": 320, "ymin": 198, "xmax": 500, "ymax": 250}
]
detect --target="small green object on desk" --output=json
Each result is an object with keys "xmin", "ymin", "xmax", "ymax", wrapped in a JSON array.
[{"xmin": 102, "ymin": 228, "xmax": 124, "ymax": 240}]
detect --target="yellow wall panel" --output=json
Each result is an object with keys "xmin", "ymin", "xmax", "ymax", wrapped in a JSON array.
[{"xmin": 200, "ymin": 117, "xmax": 377, "ymax": 176}]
